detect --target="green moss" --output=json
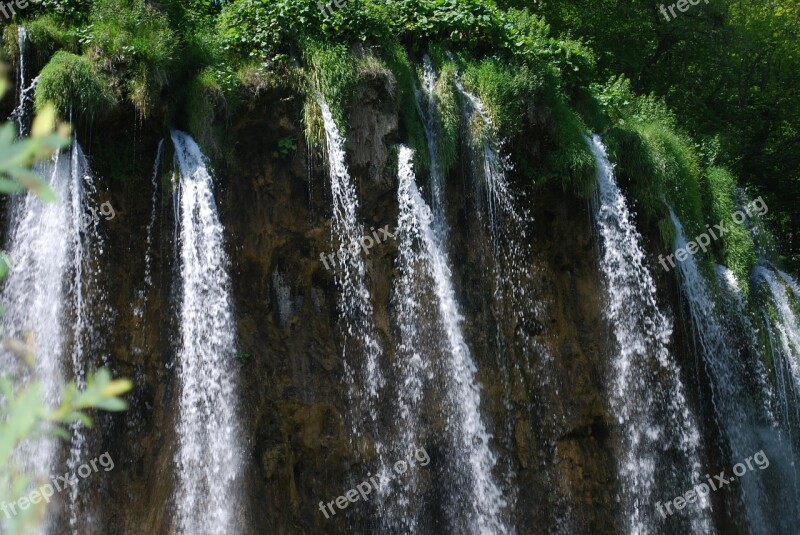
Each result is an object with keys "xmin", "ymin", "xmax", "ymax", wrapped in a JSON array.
[
  {"xmin": 706, "ymin": 166, "xmax": 758, "ymax": 294},
  {"xmin": 304, "ymin": 41, "xmax": 358, "ymax": 132},
  {"xmin": 185, "ymin": 67, "xmax": 234, "ymax": 160},
  {"xmin": 85, "ymin": 0, "xmax": 178, "ymax": 116},
  {"xmin": 303, "ymin": 97, "xmax": 325, "ymax": 154},
  {"xmin": 35, "ymin": 51, "xmax": 116, "ymax": 121},
  {"xmin": 459, "ymin": 57, "xmax": 593, "ymax": 195},
  {"xmin": 542, "ymin": 97, "xmax": 595, "ymax": 195},
  {"xmin": 607, "ymin": 121, "xmax": 704, "ymax": 238},
  {"xmin": 381, "ymin": 43, "xmax": 428, "ymax": 172},
  {"xmin": 432, "ymin": 61, "xmax": 459, "ymax": 176},
  {"xmin": 462, "ymin": 59, "xmax": 543, "ymax": 139}
]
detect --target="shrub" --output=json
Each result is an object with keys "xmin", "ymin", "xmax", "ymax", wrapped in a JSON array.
[
  {"xmin": 35, "ymin": 51, "xmax": 116, "ymax": 121},
  {"xmin": 304, "ymin": 41, "xmax": 358, "ymax": 131},
  {"xmin": 83, "ymin": 0, "xmax": 178, "ymax": 116},
  {"xmin": 706, "ymin": 166, "xmax": 758, "ymax": 290}
]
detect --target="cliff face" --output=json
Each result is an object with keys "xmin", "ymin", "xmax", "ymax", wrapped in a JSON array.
[{"xmin": 56, "ymin": 75, "xmax": 684, "ymax": 534}]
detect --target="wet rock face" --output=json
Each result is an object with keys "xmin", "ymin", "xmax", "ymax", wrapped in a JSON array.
[{"xmin": 84, "ymin": 78, "xmax": 625, "ymax": 534}]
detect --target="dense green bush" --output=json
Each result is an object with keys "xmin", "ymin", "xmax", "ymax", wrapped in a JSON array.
[
  {"xmin": 82, "ymin": 0, "xmax": 178, "ymax": 115},
  {"xmin": 706, "ymin": 166, "xmax": 758, "ymax": 289},
  {"xmin": 35, "ymin": 51, "xmax": 116, "ymax": 121},
  {"xmin": 12, "ymin": 0, "xmax": 792, "ymax": 277},
  {"xmin": 304, "ymin": 41, "xmax": 359, "ymax": 130}
]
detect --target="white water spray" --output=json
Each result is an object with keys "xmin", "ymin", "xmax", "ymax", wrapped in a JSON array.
[
  {"xmin": 1, "ymin": 141, "xmax": 103, "ymax": 534},
  {"xmin": 391, "ymin": 146, "xmax": 508, "ymax": 534},
  {"xmin": 589, "ymin": 136, "xmax": 711, "ymax": 534},
  {"xmin": 316, "ymin": 97, "xmax": 383, "ymax": 428},
  {"xmin": 135, "ymin": 139, "xmax": 165, "ymax": 319},
  {"xmin": 171, "ymin": 130, "xmax": 241, "ymax": 534},
  {"xmin": 669, "ymin": 209, "xmax": 781, "ymax": 533}
]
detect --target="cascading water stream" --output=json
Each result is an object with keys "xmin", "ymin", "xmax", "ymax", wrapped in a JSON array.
[
  {"xmin": 754, "ymin": 266, "xmax": 800, "ymax": 508},
  {"xmin": 1, "ymin": 140, "xmax": 102, "ymax": 534},
  {"xmin": 10, "ymin": 27, "xmax": 39, "ymax": 137},
  {"xmin": 414, "ymin": 55, "xmax": 446, "ymax": 232},
  {"xmin": 171, "ymin": 130, "xmax": 241, "ymax": 534},
  {"xmin": 390, "ymin": 146, "xmax": 507, "ymax": 534},
  {"xmin": 134, "ymin": 139, "xmax": 165, "ymax": 320},
  {"xmin": 452, "ymin": 72, "xmax": 542, "ymax": 365},
  {"xmin": 715, "ymin": 265, "xmax": 776, "ymax": 421},
  {"xmin": 452, "ymin": 71, "xmax": 549, "ymax": 520},
  {"xmin": 669, "ymin": 209, "xmax": 788, "ymax": 533},
  {"xmin": 589, "ymin": 136, "xmax": 711, "ymax": 534},
  {"xmin": 316, "ymin": 97, "xmax": 384, "ymax": 432}
]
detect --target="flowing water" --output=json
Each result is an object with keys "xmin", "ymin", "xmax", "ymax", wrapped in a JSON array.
[
  {"xmin": 135, "ymin": 138, "xmax": 165, "ymax": 319},
  {"xmin": 1, "ymin": 141, "xmax": 103, "ymax": 534},
  {"xmin": 171, "ymin": 130, "xmax": 241, "ymax": 534},
  {"xmin": 10, "ymin": 27, "xmax": 39, "ymax": 137},
  {"xmin": 589, "ymin": 136, "xmax": 711, "ymax": 534},
  {"xmin": 753, "ymin": 266, "xmax": 800, "ymax": 511},
  {"xmin": 390, "ymin": 145, "xmax": 507, "ymax": 534},
  {"xmin": 415, "ymin": 55, "xmax": 446, "ymax": 230},
  {"xmin": 316, "ymin": 97, "xmax": 384, "ymax": 432},
  {"xmin": 452, "ymin": 72, "xmax": 544, "ymax": 377},
  {"xmin": 669, "ymin": 209, "xmax": 787, "ymax": 533},
  {"xmin": 453, "ymin": 70, "xmax": 549, "ymax": 524}
]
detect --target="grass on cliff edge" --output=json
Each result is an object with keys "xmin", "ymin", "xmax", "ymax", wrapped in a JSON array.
[{"xmin": 35, "ymin": 51, "xmax": 116, "ymax": 122}]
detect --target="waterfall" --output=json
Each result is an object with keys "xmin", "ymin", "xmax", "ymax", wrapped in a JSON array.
[
  {"xmin": 453, "ymin": 73, "xmax": 543, "ymax": 368},
  {"xmin": 1, "ymin": 141, "xmax": 103, "ymax": 534},
  {"xmin": 390, "ymin": 146, "xmax": 507, "ymax": 533},
  {"xmin": 415, "ymin": 55, "xmax": 446, "ymax": 230},
  {"xmin": 452, "ymin": 71, "xmax": 549, "ymax": 520},
  {"xmin": 10, "ymin": 27, "xmax": 39, "ymax": 137},
  {"xmin": 589, "ymin": 136, "xmax": 711, "ymax": 534},
  {"xmin": 753, "ymin": 266, "xmax": 800, "ymax": 511},
  {"xmin": 135, "ymin": 139, "xmax": 165, "ymax": 320},
  {"xmin": 316, "ymin": 97, "xmax": 383, "ymax": 430},
  {"xmin": 715, "ymin": 265, "xmax": 775, "ymax": 421},
  {"xmin": 669, "ymin": 209, "xmax": 787, "ymax": 533},
  {"xmin": 171, "ymin": 130, "xmax": 241, "ymax": 534}
]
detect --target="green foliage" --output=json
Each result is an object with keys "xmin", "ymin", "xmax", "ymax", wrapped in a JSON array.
[
  {"xmin": 463, "ymin": 59, "xmax": 545, "ymax": 140},
  {"xmin": 606, "ymin": 120, "xmax": 705, "ymax": 246},
  {"xmin": 505, "ymin": 8, "xmax": 596, "ymax": 91},
  {"xmin": 430, "ymin": 59, "xmax": 459, "ymax": 176},
  {"xmin": 37, "ymin": 0, "xmax": 91, "ymax": 24},
  {"xmin": 0, "ymin": 367, "xmax": 132, "ymax": 535},
  {"xmin": 217, "ymin": 0, "xmax": 326, "ymax": 67},
  {"xmin": 25, "ymin": 16, "xmax": 81, "ymax": 66},
  {"xmin": 539, "ymin": 0, "xmax": 800, "ymax": 263},
  {"xmin": 388, "ymin": 0, "xmax": 508, "ymax": 49},
  {"xmin": 185, "ymin": 67, "xmax": 236, "ymax": 159},
  {"xmin": 273, "ymin": 136, "xmax": 297, "ymax": 159},
  {"xmin": 460, "ymin": 57, "xmax": 593, "ymax": 193},
  {"xmin": 542, "ymin": 97, "xmax": 595, "ymax": 194},
  {"xmin": 382, "ymin": 43, "xmax": 428, "ymax": 171},
  {"xmin": 591, "ymin": 75, "xmax": 676, "ymax": 128},
  {"xmin": 706, "ymin": 166, "xmax": 758, "ymax": 290},
  {"xmin": 82, "ymin": 0, "xmax": 178, "ymax": 116},
  {"xmin": 35, "ymin": 51, "xmax": 116, "ymax": 121},
  {"xmin": 304, "ymin": 41, "xmax": 358, "ymax": 131},
  {"xmin": 0, "ymin": 105, "xmax": 67, "ymax": 201}
]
